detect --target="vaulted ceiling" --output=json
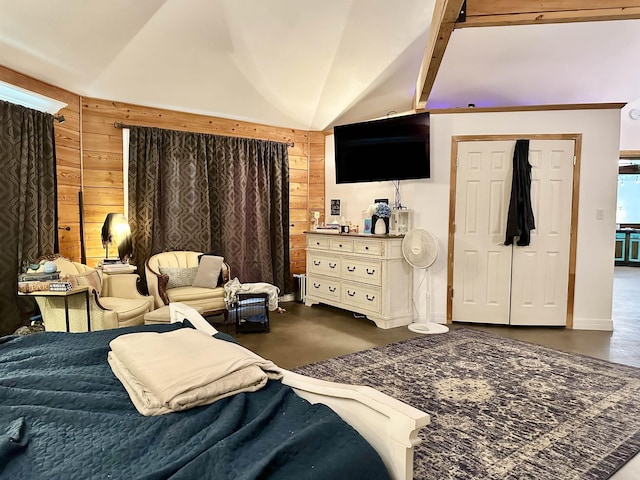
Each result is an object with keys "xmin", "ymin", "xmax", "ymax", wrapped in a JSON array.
[{"xmin": 1, "ymin": 0, "xmax": 640, "ymax": 134}]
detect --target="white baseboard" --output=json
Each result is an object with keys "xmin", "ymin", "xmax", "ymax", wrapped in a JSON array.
[
  {"xmin": 280, "ymin": 293, "xmax": 295, "ymax": 303},
  {"xmin": 572, "ymin": 317, "xmax": 614, "ymax": 331},
  {"xmin": 445, "ymin": 315, "xmax": 614, "ymax": 332}
]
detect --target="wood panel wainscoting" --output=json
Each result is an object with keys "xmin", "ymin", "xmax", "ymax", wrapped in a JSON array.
[{"xmin": 0, "ymin": 65, "xmax": 326, "ymax": 290}]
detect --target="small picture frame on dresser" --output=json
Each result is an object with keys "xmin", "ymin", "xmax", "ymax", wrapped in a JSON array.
[
  {"xmin": 330, "ymin": 199, "xmax": 341, "ymax": 216},
  {"xmin": 363, "ymin": 218, "xmax": 372, "ymax": 234}
]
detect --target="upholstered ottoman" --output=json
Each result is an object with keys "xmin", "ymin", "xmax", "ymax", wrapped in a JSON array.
[
  {"xmin": 143, "ymin": 305, "xmax": 202, "ymax": 325},
  {"xmin": 144, "ymin": 305, "xmax": 228, "ymax": 326}
]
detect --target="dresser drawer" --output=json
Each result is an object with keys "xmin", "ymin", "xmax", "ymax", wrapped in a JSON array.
[
  {"xmin": 342, "ymin": 258, "xmax": 382, "ymax": 286},
  {"xmin": 330, "ymin": 238, "xmax": 354, "ymax": 253},
  {"xmin": 342, "ymin": 282, "xmax": 381, "ymax": 313},
  {"xmin": 307, "ymin": 235, "xmax": 330, "ymax": 250},
  {"xmin": 307, "ymin": 253, "xmax": 341, "ymax": 278},
  {"xmin": 354, "ymin": 239, "xmax": 383, "ymax": 257},
  {"xmin": 307, "ymin": 275, "xmax": 341, "ymax": 301}
]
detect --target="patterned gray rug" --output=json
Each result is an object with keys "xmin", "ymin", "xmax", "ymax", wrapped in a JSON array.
[{"xmin": 293, "ymin": 328, "xmax": 640, "ymax": 480}]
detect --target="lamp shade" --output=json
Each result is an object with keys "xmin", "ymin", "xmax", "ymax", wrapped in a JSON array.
[{"xmin": 101, "ymin": 213, "xmax": 132, "ymax": 262}]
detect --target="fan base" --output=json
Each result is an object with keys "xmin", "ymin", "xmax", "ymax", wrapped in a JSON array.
[{"xmin": 407, "ymin": 322, "xmax": 449, "ymax": 334}]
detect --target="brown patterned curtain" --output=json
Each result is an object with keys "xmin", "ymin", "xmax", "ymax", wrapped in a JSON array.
[
  {"xmin": 128, "ymin": 126, "xmax": 290, "ymax": 293},
  {"xmin": 0, "ymin": 100, "xmax": 56, "ymax": 335}
]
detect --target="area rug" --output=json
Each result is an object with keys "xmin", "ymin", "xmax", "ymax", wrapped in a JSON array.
[{"xmin": 293, "ymin": 328, "xmax": 640, "ymax": 480}]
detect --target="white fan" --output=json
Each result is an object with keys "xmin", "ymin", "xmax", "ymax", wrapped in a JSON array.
[{"xmin": 402, "ymin": 229, "xmax": 449, "ymax": 334}]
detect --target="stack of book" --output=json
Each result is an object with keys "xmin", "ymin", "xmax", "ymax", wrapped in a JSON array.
[
  {"xmin": 18, "ymin": 271, "xmax": 73, "ymax": 293},
  {"xmin": 315, "ymin": 224, "xmax": 340, "ymax": 234},
  {"xmin": 101, "ymin": 260, "xmax": 134, "ymax": 273},
  {"xmin": 18, "ymin": 271, "xmax": 60, "ymax": 282},
  {"xmin": 48, "ymin": 282, "xmax": 73, "ymax": 292},
  {"xmin": 102, "ymin": 258, "xmax": 123, "ymax": 264}
]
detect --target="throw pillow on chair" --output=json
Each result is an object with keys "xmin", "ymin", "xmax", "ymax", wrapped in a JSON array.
[
  {"xmin": 192, "ymin": 256, "xmax": 224, "ymax": 289},
  {"xmin": 158, "ymin": 267, "xmax": 198, "ymax": 289}
]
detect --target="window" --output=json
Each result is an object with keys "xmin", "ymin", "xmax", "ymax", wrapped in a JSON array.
[
  {"xmin": 616, "ymin": 160, "xmax": 640, "ymax": 224},
  {"xmin": 0, "ymin": 80, "xmax": 66, "ymax": 113}
]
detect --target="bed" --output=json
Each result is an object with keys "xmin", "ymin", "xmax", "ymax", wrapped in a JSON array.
[{"xmin": 0, "ymin": 303, "xmax": 429, "ymax": 479}]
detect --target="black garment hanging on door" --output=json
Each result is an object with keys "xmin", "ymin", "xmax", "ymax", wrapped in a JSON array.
[{"xmin": 505, "ymin": 139, "xmax": 535, "ymax": 246}]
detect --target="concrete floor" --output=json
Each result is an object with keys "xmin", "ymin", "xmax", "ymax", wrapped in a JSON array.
[{"xmin": 228, "ymin": 266, "xmax": 640, "ymax": 479}]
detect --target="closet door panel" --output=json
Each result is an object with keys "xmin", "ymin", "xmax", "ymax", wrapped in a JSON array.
[
  {"xmin": 452, "ymin": 141, "xmax": 513, "ymax": 324},
  {"xmin": 510, "ymin": 140, "xmax": 574, "ymax": 326}
]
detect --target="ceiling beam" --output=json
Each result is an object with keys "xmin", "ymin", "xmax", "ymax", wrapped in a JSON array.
[
  {"xmin": 414, "ymin": 0, "xmax": 466, "ymax": 108},
  {"xmin": 621, "ymin": 150, "xmax": 640, "ymax": 159},
  {"xmin": 459, "ymin": 1, "xmax": 640, "ymax": 28}
]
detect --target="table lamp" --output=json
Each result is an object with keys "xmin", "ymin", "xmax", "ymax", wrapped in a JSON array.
[{"xmin": 101, "ymin": 213, "xmax": 132, "ymax": 263}]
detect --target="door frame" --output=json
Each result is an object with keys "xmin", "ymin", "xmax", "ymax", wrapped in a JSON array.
[{"xmin": 447, "ymin": 134, "xmax": 583, "ymax": 328}]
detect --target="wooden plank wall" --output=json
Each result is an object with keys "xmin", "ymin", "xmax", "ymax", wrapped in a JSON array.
[
  {"xmin": 0, "ymin": 66, "xmax": 82, "ymax": 261},
  {"xmin": 289, "ymin": 131, "xmax": 326, "ymax": 277},
  {"xmin": 81, "ymin": 98, "xmax": 325, "ymax": 288}
]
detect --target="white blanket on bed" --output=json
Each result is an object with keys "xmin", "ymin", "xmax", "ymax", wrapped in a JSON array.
[{"xmin": 108, "ymin": 328, "xmax": 282, "ymax": 416}]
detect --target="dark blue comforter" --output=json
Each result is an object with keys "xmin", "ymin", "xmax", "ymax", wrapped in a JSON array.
[{"xmin": 0, "ymin": 324, "xmax": 389, "ymax": 479}]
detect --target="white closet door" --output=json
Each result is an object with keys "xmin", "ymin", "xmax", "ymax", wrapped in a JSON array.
[
  {"xmin": 509, "ymin": 140, "xmax": 574, "ymax": 326},
  {"xmin": 452, "ymin": 141, "xmax": 513, "ymax": 324},
  {"xmin": 452, "ymin": 140, "xmax": 574, "ymax": 326}
]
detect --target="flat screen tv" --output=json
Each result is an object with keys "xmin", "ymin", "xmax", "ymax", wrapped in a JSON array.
[{"xmin": 334, "ymin": 112, "xmax": 430, "ymax": 184}]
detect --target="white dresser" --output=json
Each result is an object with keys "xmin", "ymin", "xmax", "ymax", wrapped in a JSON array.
[{"xmin": 304, "ymin": 232, "xmax": 413, "ymax": 329}]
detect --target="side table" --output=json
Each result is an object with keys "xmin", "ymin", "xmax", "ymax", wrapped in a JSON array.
[{"xmin": 19, "ymin": 286, "xmax": 91, "ymax": 332}]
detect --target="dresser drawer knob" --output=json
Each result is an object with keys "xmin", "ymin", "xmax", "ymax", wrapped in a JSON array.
[
  {"xmin": 347, "ymin": 290, "xmax": 356, "ymax": 297},
  {"xmin": 329, "ymin": 286, "xmax": 336, "ymax": 292},
  {"xmin": 313, "ymin": 283, "xmax": 321, "ymax": 288},
  {"xmin": 329, "ymin": 262, "xmax": 337, "ymax": 269},
  {"xmin": 365, "ymin": 246, "xmax": 369, "ymax": 250},
  {"xmin": 366, "ymin": 268, "xmax": 375, "ymax": 275},
  {"xmin": 313, "ymin": 260, "xmax": 321, "ymax": 266},
  {"xmin": 347, "ymin": 266, "xmax": 356, "ymax": 272},
  {"xmin": 366, "ymin": 294, "xmax": 375, "ymax": 301},
  {"xmin": 338, "ymin": 244, "xmax": 343, "ymax": 248}
]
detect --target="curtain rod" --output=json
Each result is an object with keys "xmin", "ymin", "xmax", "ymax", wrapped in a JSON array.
[{"xmin": 113, "ymin": 122, "xmax": 294, "ymax": 147}]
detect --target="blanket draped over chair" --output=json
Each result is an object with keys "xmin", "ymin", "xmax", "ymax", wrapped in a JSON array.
[{"xmin": 108, "ymin": 328, "xmax": 282, "ymax": 415}]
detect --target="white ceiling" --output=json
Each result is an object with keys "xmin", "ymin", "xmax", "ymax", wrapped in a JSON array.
[
  {"xmin": 1, "ymin": 0, "xmax": 640, "ymax": 137},
  {"xmin": 428, "ymin": 20, "xmax": 640, "ymax": 109}
]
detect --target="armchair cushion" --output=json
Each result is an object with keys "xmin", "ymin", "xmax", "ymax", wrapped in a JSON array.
[
  {"xmin": 99, "ymin": 297, "xmax": 153, "ymax": 328},
  {"xmin": 167, "ymin": 286, "xmax": 225, "ymax": 305}
]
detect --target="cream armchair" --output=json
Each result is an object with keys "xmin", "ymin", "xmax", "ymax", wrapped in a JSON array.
[
  {"xmin": 145, "ymin": 251, "xmax": 230, "ymax": 312},
  {"xmin": 34, "ymin": 255, "xmax": 154, "ymax": 332}
]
